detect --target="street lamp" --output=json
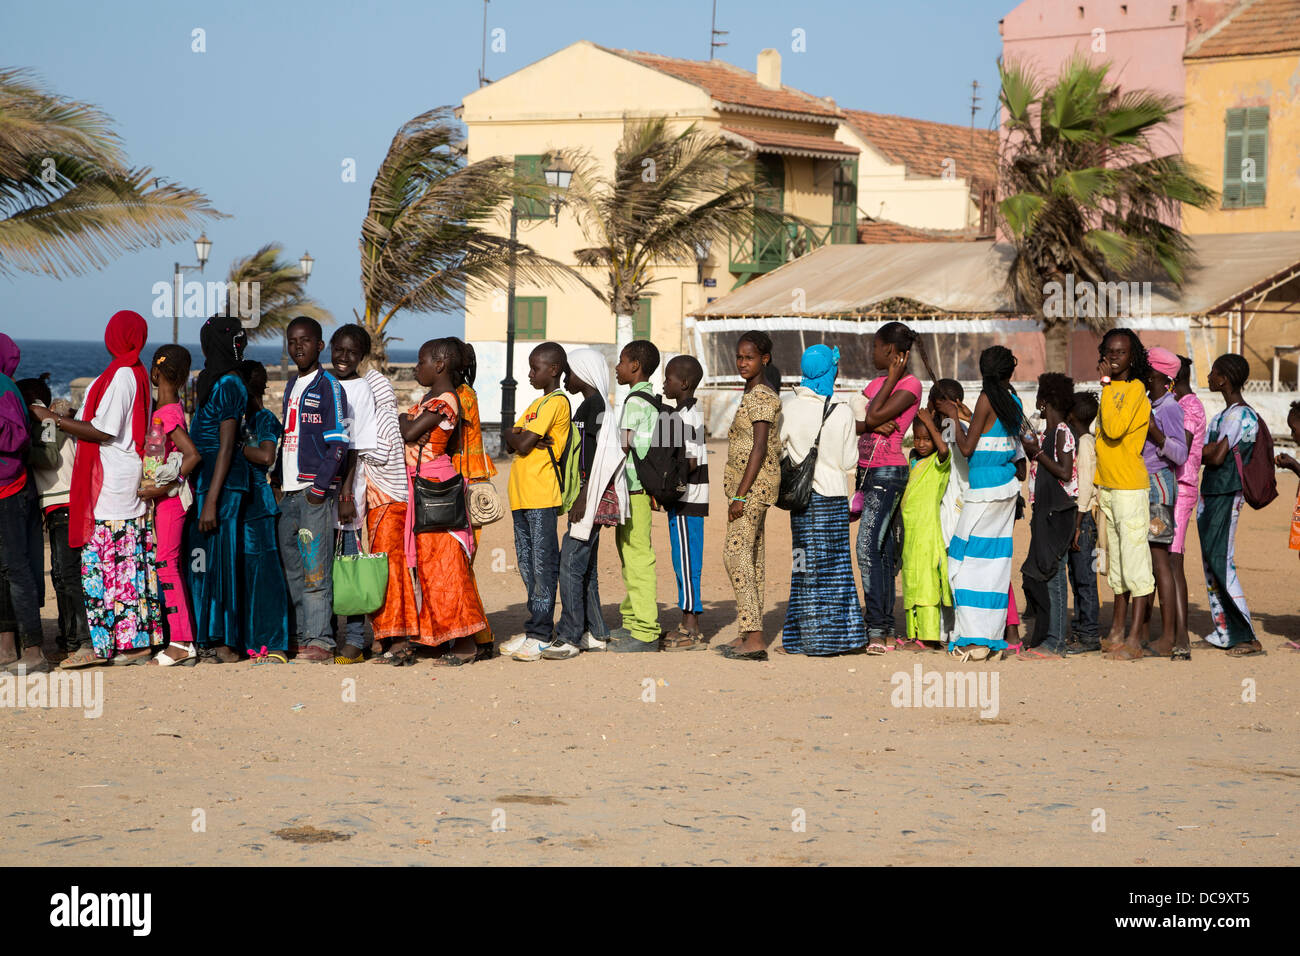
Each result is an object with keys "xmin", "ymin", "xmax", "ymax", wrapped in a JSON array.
[
  {"xmin": 694, "ymin": 238, "xmax": 712, "ymax": 284},
  {"xmin": 172, "ymin": 233, "xmax": 211, "ymax": 344},
  {"xmin": 279, "ymin": 251, "xmax": 315, "ymax": 377},
  {"xmin": 500, "ymin": 163, "xmax": 570, "ymax": 448},
  {"xmin": 299, "ymin": 250, "xmax": 314, "ymax": 280}
]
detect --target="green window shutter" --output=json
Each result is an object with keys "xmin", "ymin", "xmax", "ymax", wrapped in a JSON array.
[
  {"xmin": 513, "ymin": 155, "xmax": 549, "ymax": 219},
  {"xmin": 514, "ymin": 296, "xmax": 546, "ymax": 340},
  {"xmin": 832, "ymin": 159, "xmax": 858, "ymax": 244},
  {"xmin": 633, "ymin": 297, "xmax": 651, "ymax": 340},
  {"xmin": 1243, "ymin": 107, "xmax": 1268, "ymax": 208},
  {"xmin": 1222, "ymin": 109, "xmax": 1246, "ymax": 208}
]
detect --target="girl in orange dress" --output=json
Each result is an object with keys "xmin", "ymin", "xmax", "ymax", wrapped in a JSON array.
[
  {"xmin": 451, "ymin": 342, "xmax": 498, "ymax": 656},
  {"xmin": 396, "ymin": 337, "xmax": 487, "ymax": 665}
]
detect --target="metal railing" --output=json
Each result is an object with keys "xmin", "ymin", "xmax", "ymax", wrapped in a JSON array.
[{"xmin": 728, "ymin": 222, "xmax": 833, "ymax": 285}]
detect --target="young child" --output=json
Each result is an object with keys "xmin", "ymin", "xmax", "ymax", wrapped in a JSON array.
[
  {"xmin": 661, "ymin": 354, "xmax": 709, "ymax": 651},
  {"xmin": 276, "ymin": 316, "xmax": 351, "ymax": 663},
  {"xmin": 237, "ymin": 360, "xmax": 290, "ymax": 661},
  {"xmin": 397, "ymin": 338, "xmax": 489, "ymax": 665},
  {"xmin": 1019, "ymin": 372, "xmax": 1077, "ymax": 658},
  {"xmin": 1065, "ymin": 392, "xmax": 1100, "ymax": 654},
  {"xmin": 329, "ymin": 324, "xmax": 379, "ymax": 664},
  {"xmin": 609, "ymin": 339, "xmax": 663, "ymax": 652},
  {"xmin": 900, "ymin": 408, "xmax": 951, "ymax": 647},
  {"xmin": 547, "ymin": 347, "xmax": 624, "ymax": 659},
  {"xmin": 929, "ymin": 379, "xmax": 968, "ymax": 644},
  {"xmin": 500, "ymin": 342, "xmax": 570, "ymax": 662},
  {"xmin": 140, "ymin": 345, "xmax": 201, "ymax": 664}
]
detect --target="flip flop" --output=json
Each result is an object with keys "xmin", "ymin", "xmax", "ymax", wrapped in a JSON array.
[
  {"xmin": 111, "ymin": 650, "xmax": 153, "ymax": 666},
  {"xmin": 1282, "ymin": 641, "xmax": 1300, "ymax": 653},
  {"xmin": 719, "ymin": 646, "xmax": 768, "ymax": 662},
  {"xmin": 333, "ymin": 653, "xmax": 366, "ymax": 665},
  {"xmin": 1226, "ymin": 644, "xmax": 1267, "ymax": 658},
  {"xmin": 1104, "ymin": 645, "xmax": 1143, "ymax": 662}
]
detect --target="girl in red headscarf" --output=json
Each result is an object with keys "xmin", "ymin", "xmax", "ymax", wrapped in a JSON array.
[{"xmin": 33, "ymin": 311, "xmax": 164, "ymax": 666}]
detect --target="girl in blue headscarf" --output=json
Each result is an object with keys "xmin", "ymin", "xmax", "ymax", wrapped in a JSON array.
[{"xmin": 777, "ymin": 344, "xmax": 866, "ymax": 655}]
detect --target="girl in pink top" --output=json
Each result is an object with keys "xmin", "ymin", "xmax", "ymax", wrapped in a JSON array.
[
  {"xmin": 853, "ymin": 322, "xmax": 934, "ymax": 652},
  {"xmin": 140, "ymin": 346, "xmax": 201, "ymax": 663},
  {"xmin": 1170, "ymin": 355, "xmax": 1207, "ymax": 653}
]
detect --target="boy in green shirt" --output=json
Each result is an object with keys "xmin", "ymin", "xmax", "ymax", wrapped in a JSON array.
[{"xmin": 609, "ymin": 340, "xmax": 661, "ymax": 651}]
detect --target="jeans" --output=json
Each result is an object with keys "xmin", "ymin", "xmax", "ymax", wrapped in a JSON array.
[
  {"xmin": 513, "ymin": 507, "xmax": 560, "ymax": 640},
  {"xmin": 1027, "ymin": 552, "xmax": 1070, "ymax": 651},
  {"xmin": 0, "ymin": 485, "xmax": 43, "ymax": 647},
  {"xmin": 277, "ymin": 489, "xmax": 337, "ymax": 650},
  {"xmin": 336, "ymin": 529, "xmax": 367, "ymax": 650},
  {"xmin": 1068, "ymin": 512, "xmax": 1100, "ymax": 641},
  {"xmin": 855, "ymin": 465, "xmax": 908, "ymax": 637},
  {"xmin": 556, "ymin": 524, "xmax": 608, "ymax": 644},
  {"xmin": 46, "ymin": 508, "xmax": 89, "ymax": 652}
]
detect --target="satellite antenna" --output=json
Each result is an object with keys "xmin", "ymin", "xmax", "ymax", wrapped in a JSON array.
[
  {"xmin": 970, "ymin": 79, "xmax": 982, "ymax": 140},
  {"xmin": 710, "ymin": 0, "xmax": 728, "ymax": 59}
]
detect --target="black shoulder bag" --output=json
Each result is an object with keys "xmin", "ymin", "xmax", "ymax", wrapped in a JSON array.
[
  {"xmin": 411, "ymin": 410, "xmax": 469, "ymax": 533},
  {"xmin": 777, "ymin": 397, "xmax": 834, "ymax": 513}
]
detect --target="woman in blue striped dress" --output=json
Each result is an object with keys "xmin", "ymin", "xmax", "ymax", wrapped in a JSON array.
[{"xmin": 936, "ymin": 346, "xmax": 1026, "ymax": 660}]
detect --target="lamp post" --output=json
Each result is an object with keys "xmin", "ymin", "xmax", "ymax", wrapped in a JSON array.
[
  {"xmin": 279, "ymin": 251, "xmax": 314, "ymax": 378},
  {"xmin": 500, "ymin": 163, "xmax": 570, "ymax": 448},
  {"xmin": 172, "ymin": 233, "xmax": 211, "ymax": 344}
]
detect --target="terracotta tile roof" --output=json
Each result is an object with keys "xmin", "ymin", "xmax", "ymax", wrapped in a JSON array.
[
  {"xmin": 842, "ymin": 109, "xmax": 998, "ymax": 186},
  {"xmin": 720, "ymin": 126, "xmax": 859, "ymax": 159},
  {"xmin": 857, "ymin": 219, "xmax": 986, "ymax": 244},
  {"xmin": 1185, "ymin": 0, "xmax": 1300, "ymax": 58},
  {"xmin": 605, "ymin": 48, "xmax": 843, "ymax": 120}
]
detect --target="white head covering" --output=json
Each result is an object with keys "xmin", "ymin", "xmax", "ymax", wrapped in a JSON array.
[{"xmin": 567, "ymin": 348, "xmax": 629, "ymax": 541}]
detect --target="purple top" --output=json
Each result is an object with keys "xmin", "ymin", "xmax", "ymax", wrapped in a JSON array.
[{"xmin": 1143, "ymin": 391, "xmax": 1188, "ymax": 475}]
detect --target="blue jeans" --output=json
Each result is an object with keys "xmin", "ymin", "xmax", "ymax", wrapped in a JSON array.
[
  {"xmin": 556, "ymin": 524, "xmax": 608, "ymax": 644},
  {"xmin": 855, "ymin": 465, "xmax": 908, "ymax": 637},
  {"xmin": 1068, "ymin": 512, "xmax": 1100, "ymax": 640},
  {"xmin": 513, "ymin": 507, "xmax": 560, "ymax": 640},
  {"xmin": 277, "ymin": 489, "xmax": 337, "ymax": 650},
  {"xmin": 336, "ymin": 529, "xmax": 367, "ymax": 650},
  {"xmin": 666, "ymin": 508, "xmax": 704, "ymax": 614},
  {"xmin": 0, "ymin": 485, "xmax": 43, "ymax": 647}
]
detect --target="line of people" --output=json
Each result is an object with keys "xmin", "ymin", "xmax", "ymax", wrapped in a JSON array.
[{"xmin": 0, "ymin": 315, "xmax": 1282, "ymax": 669}]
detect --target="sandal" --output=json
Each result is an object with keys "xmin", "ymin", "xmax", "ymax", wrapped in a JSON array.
[
  {"xmin": 719, "ymin": 646, "xmax": 768, "ymax": 662},
  {"xmin": 432, "ymin": 652, "xmax": 472, "ymax": 667},
  {"xmin": 111, "ymin": 649, "xmax": 153, "ymax": 666},
  {"xmin": 1104, "ymin": 645, "xmax": 1143, "ymax": 661},
  {"xmin": 250, "ymin": 651, "xmax": 288, "ymax": 666},
  {"xmin": 373, "ymin": 646, "xmax": 417, "ymax": 667},
  {"xmin": 473, "ymin": 644, "xmax": 496, "ymax": 662},
  {"xmin": 1171, "ymin": 646, "xmax": 1191, "ymax": 662},
  {"xmin": 1226, "ymin": 642, "xmax": 1266, "ymax": 658},
  {"xmin": 60, "ymin": 649, "xmax": 107, "ymax": 669},
  {"xmin": 152, "ymin": 643, "xmax": 197, "ymax": 667},
  {"xmin": 865, "ymin": 639, "xmax": 888, "ymax": 656},
  {"xmin": 662, "ymin": 628, "xmax": 706, "ymax": 652}
]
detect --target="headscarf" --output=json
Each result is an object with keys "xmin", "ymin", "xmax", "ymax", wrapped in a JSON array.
[
  {"xmin": 1147, "ymin": 347, "xmax": 1180, "ymax": 380},
  {"xmin": 69, "ymin": 310, "xmax": 151, "ymax": 547},
  {"xmin": 0, "ymin": 333, "xmax": 19, "ymax": 379},
  {"xmin": 0, "ymin": 334, "xmax": 26, "ymax": 456},
  {"xmin": 567, "ymin": 348, "xmax": 629, "ymax": 542},
  {"xmin": 196, "ymin": 314, "xmax": 247, "ymax": 409},
  {"xmin": 800, "ymin": 344, "xmax": 839, "ymax": 397}
]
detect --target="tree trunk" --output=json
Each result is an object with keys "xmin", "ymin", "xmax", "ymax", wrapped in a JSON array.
[
  {"xmin": 1043, "ymin": 319, "xmax": 1072, "ymax": 377},
  {"xmin": 369, "ymin": 334, "xmax": 389, "ymax": 373},
  {"xmin": 614, "ymin": 312, "xmax": 633, "ymax": 401}
]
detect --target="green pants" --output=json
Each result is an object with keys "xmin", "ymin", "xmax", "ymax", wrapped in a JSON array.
[{"xmin": 616, "ymin": 493, "xmax": 660, "ymax": 641}]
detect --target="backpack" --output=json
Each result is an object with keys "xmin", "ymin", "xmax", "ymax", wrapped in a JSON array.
[
  {"xmin": 1233, "ymin": 404, "xmax": 1277, "ymax": 510},
  {"xmin": 536, "ymin": 394, "xmax": 581, "ymax": 511},
  {"xmin": 627, "ymin": 391, "xmax": 690, "ymax": 505}
]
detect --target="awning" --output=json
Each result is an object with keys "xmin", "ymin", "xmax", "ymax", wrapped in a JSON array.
[{"xmin": 719, "ymin": 125, "xmax": 859, "ymax": 161}]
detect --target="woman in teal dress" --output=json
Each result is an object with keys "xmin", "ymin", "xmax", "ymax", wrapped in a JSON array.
[
  {"xmin": 186, "ymin": 315, "xmax": 249, "ymax": 662},
  {"xmin": 237, "ymin": 360, "xmax": 289, "ymax": 658}
]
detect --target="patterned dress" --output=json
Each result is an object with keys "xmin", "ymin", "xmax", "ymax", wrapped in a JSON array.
[
  {"xmin": 723, "ymin": 384, "xmax": 782, "ymax": 633},
  {"xmin": 1198, "ymin": 403, "xmax": 1258, "ymax": 648}
]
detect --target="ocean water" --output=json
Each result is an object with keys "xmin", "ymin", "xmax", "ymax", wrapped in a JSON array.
[{"xmin": 10, "ymin": 339, "xmax": 420, "ymax": 400}]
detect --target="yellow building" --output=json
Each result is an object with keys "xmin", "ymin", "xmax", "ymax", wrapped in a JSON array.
[
  {"xmin": 459, "ymin": 40, "xmax": 856, "ymax": 410},
  {"xmin": 1182, "ymin": 0, "xmax": 1300, "ymax": 235}
]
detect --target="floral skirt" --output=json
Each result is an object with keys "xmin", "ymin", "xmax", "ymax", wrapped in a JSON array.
[{"xmin": 82, "ymin": 515, "xmax": 164, "ymax": 658}]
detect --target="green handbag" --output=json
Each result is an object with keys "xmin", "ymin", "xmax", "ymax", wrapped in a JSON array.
[{"xmin": 332, "ymin": 527, "xmax": 389, "ymax": 616}]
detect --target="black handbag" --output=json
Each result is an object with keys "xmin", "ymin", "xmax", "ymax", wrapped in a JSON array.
[
  {"xmin": 412, "ymin": 422, "xmax": 469, "ymax": 533},
  {"xmin": 777, "ymin": 397, "xmax": 834, "ymax": 513}
]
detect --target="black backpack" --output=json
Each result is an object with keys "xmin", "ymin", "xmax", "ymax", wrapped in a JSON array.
[{"xmin": 627, "ymin": 391, "xmax": 690, "ymax": 505}]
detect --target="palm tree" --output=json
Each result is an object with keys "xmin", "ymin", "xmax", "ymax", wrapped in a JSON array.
[
  {"xmin": 226, "ymin": 243, "xmax": 331, "ymax": 343},
  {"xmin": 0, "ymin": 67, "xmax": 222, "ymax": 278},
  {"xmin": 558, "ymin": 116, "xmax": 804, "ymax": 344},
  {"xmin": 997, "ymin": 56, "xmax": 1216, "ymax": 371},
  {"xmin": 360, "ymin": 106, "xmax": 575, "ymax": 365}
]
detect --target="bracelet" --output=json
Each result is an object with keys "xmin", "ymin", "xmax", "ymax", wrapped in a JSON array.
[{"xmin": 731, "ymin": 495, "xmax": 747, "ymax": 503}]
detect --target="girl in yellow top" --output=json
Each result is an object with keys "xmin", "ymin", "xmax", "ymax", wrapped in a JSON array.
[{"xmin": 1094, "ymin": 328, "xmax": 1153, "ymax": 661}]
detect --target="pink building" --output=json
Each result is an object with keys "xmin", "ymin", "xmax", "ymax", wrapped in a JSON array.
[{"xmin": 999, "ymin": 0, "xmax": 1238, "ymax": 157}]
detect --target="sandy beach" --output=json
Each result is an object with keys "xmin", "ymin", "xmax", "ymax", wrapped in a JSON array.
[{"xmin": 2, "ymin": 440, "xmax": 1297, "ymax": 866}]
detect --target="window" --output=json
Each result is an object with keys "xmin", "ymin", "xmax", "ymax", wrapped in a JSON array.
[
  {"xmin": 513, "ymin": 155, "xmax": 549, "ymax": 219},
  {"xmin": 633, "ymin": 297, "xmax": 651, "ymax": 340},
  {"xmin": 514, "ymin": 296, "xmax": 546, "ymax": 340},
  {"xmin": 832, "ymin": 159, "xmax": 858, "ymax": 244},
  {"xmin": 1222, "ymin": 107, "xmax": 1268, "ymax": 208}
]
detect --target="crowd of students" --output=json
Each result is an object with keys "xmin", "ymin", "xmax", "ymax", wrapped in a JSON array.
[{"xmin": 0, "ymin": 314, "xmax": 1286, "ymax": 670}]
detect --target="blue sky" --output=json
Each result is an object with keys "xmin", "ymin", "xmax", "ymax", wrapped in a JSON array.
[{"xmin": 1, "ymin": 0, "xmax": 1012, "ymax": 344}]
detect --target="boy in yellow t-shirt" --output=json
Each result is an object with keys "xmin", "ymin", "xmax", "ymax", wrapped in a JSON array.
[{"xmin": 501, "ymin": 342, "xmax": 570, "ymax": 661}]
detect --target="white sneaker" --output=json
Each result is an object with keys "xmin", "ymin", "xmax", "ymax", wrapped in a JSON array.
[
  {"xmin": 498, "ymin": 634, "xmax": 529, "ymax": 657},
  {"xmin": 577, "ymin": 632, "xmax": 608, "ymax": 652},
  {"xmin": 511, "ymin": 637, "xmax": 546, "ymax": 662},
  {"xmin": 540, "ymin": 640, "xmax": 580, "ymax": 660}
]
